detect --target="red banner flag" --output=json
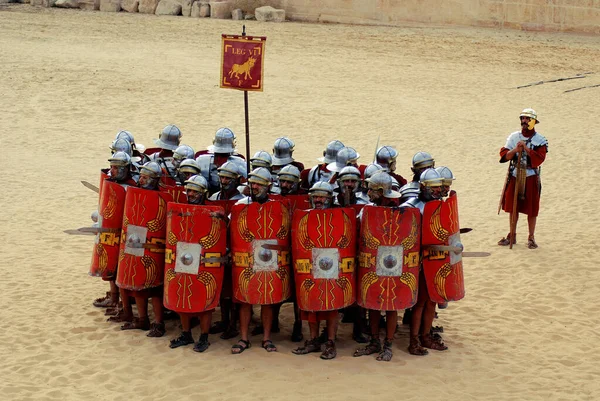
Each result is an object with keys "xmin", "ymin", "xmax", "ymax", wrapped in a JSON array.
[{"xmin": 220, "ymin": 34, "xmax": 266, "ymax": 92}]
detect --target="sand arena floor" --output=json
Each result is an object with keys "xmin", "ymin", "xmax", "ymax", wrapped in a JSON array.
[{"xmin": 1, "ymin": 5, "xmax": 599, "ymax": 401}]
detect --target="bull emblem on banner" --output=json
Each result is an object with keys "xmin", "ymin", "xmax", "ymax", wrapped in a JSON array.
[{"xmin": 229, "ymin": 56, "xmax": 256, "ymax": 81}]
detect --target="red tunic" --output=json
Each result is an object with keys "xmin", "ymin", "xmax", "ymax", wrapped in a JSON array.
[{"xmin": 499, "ymin": 134, "xmax": 547, "ymax": 217}]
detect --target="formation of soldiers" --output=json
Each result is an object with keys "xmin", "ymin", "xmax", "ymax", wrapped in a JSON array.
[{"xmin": 86, "ymin": 125, "xmax": 465, "ymax": 361}]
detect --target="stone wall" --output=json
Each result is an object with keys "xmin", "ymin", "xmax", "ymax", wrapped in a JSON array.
[{"xmin": 261, "ymin": 0, "xmax": 599, "ymax": 35}]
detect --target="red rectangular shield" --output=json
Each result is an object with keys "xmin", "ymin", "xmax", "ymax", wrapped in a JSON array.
[{"xmin": 220, "ymin": 34, "xmax": 266, "ymax": 91}]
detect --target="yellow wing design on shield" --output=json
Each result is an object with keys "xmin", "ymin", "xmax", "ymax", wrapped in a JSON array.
[
  {"xmin": 360, "ymin": 271, "xmax": 378, "ymax": 306},
  {"xmin": 401, "ymin": 214, "xmax": 418, "ymax": 250},
  {"xmin": 141, "ymin": 255, "xmax": 157, "ymax": 288},
  {"xmin": 238, "ymin": 267, "xmax": 254, "ymax": 303},
  {"xmin": 237, "ymin": 206, "xmax": 255, "ymax": 243},
  {"xmin": 434, "ymin": 263, "xmax": 452, "ymax": 300},
  {"xmin": 102, "ymin": 187, "xmax": 118, "ymax": 219},
  {"xmin": 301, "ymin": 278, "xmax": 315, "ymax": 307},
  {"xmin": 363, "ymin": 218, "xmax": 381, "ymax": 249},
  {"xmin": 430, "ymin": 204, "xmax": 449, "ymax": 242},
  {"xmin": 297, "ymin": 214, "xmax": 315, "ymax": 251},
  {"xmin": 148, "ymin": 197, "xmax": 167, "ymax": 232},
  {"xmin": 276, "ymin": 266, "xmax": 290, "ymax": 300},
  {"xmin": 336, "ymin": 276, "xmax": 353, "ymax": 306},
  {"xmin": 199, "ymin": 218, "xmax": 221, "ymax": 249},
  {"xmin": 168, "ymin": 231, "xmax": 178, "ymax": 246},
  {"xmin": 277, "ymin": 204, "xmax": 290, "ymax": 239},
  {"xmin": 165, "ymin": 268, "xmax": 176, "ymax": 282},
  {"xmin": 336, "ymin": 212, "xmax": 352, "ymax": 248},
  {"xmin": 399, "ymin": 272, "xmax": 417, "ymax": 299},
  {"xmin": 197, "ymin": 271, "xmax": 217, "ymax": 308}
]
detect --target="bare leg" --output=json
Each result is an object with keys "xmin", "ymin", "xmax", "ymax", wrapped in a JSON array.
[
  {"xmin": 180, "ymin": 313, "xmax": 191, "ymax": 332},
  {"xmin": 261, "ymin": 305, "xmax": 273, "ymax": 342},
  {"xmin": 385, "ymin": 310, "xmax": 397, "ymax": 340},
  {"xmin": 200, "ymin": 311, "xmax": 212, "ymax": 334},
  {"xmin": 238, "ymin": 303, "xmax": 252, "ymax": 342},
  {"xmin": 151, "ymin": 296, "xmax": 163, "ymax": 324},
  {"xmin": 326, "ymin": 315, "xmax": 338, "ymax": 341},
  {"xmin": 369, "ymin": 309, "xmax": 380, "ymax": 338}
]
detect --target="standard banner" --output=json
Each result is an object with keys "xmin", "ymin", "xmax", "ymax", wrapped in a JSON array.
[{"xmin": 220, "ymin": 34, "xmax": 266, "ymax": 92}]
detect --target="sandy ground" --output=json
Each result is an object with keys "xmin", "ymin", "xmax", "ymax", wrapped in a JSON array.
[{"xmin": 1, "ymin": 4, "xmax": 600, "ymax": 401}]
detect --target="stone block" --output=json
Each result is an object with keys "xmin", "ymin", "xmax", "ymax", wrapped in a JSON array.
[
  {"xmin": 120, "ymin": 0, "xmax": 138, "ymax": 11},
  {"xmin": 181, "ymin": 0, "xmax": 191, "ymax": 15},
  {"xmin": 210, "ymin": 1, "xmax": 232, "ymax": 19},
  {"xmin": 78, "ymin": 0, "xmax": 98, "ymax": 9},
  {"xmin": 99, "ymin": 0, "xmax": 120, "ymax": 11},
  {"xmin": 199, "ymin": 2, "xmax": 210, "ymax": 16},
  {"xmin": 138, "ymin": 0, "xmax": 158, "ymax": 13},
  {"xmin": 55, "ymin": 0, "xmax": 78, "ymax": 7},
  {"xmin": 232, "ymin": 8, "xmax": 243, "ymax": 19},
  {"xmin": 155, "ymin": 0, "xmax": 181, "ymax": 14},
  {"xmin": 190, "ymin": 0, "xmax": 200, "ymax": 16},
  {"xmin": 255, "ymin": 5, "xmax": 285, "ymax": 22}
]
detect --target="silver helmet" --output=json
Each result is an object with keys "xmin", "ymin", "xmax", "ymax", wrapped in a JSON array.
[
  {"xmin": 412, "ymin": 151, "xmax": 435, "ymax": 171},
  {"xmin": 172, "ymin": 145, "xmax": 195, "ymax": 168},
  {"xmin": 217, "ymin": 161, "xmax": 241, "ymax": 179},
  {"xmin": 399, "ymin": 181, "xmax": 420, "ymax": 199},
  {"xmin": 248, "ymin": 167, "xmax": 273, "ymax": 186},
  {"xmin": 520, "ymin": 108, "xmax": 539, "ymax": 123},
  {"xmin": 248, "ymin": 167, "xmax": 272, "ymax": 201},
  {"xmin": 277, "ymin": 165, "xmax": 301, "ymax": 183},
  {"xmin": 115, "ymin": 130, "xmax": 145, "ymax": 153},
  {"xmin": 139, "ymin": 161, "xmax": 162, "ymax": 190},
  {"xmin": 338, "ymin": 165, "xmax": 362, "ymax": 196},
  {"xmin": 390, "ymin": 176, "xmax": 401, "ymax": 191},
  {"xmin": 308, "ymin": 181, "xmax": 334, "ymax": 209},
  {"xmin": 108, "ymin": 151, "xmax": 132, "ymax": 181},
  {"xmin": 317, "ymin": 140, "xmax": 345, "ymax": 164},
  {"xmin": 435, "ymin": 166, "xmax": 455, "ymax": 186},
  {"xmin": 154, "ymin": 124, "xmax": 182, "ymax": 151},
  {"xmin": 209, "ymin": 127, "xmax": 236, "ymax": 154},
  {"xmin": 364, "ymin": 163, "xmax": 384, "ymax": 180},
  {"xmin": 110, "ymin": 138, "xmax": 132, "ymax": 156},
  {"xmin": 184, "ymin": 175, "xmax": 208, "ymax": 204},
  {"xmin": 178, "ymin": 159, "xmax": 201, "ymax": 175},
  {"xmin": 277, "ymin": 165, "xmax": 301, "ymax": 195},
  {"xmin": 366, "ymin": 171, "xmax": 401, "ymax": 199},
  {"xmin": 419, "ymin": 168, "xmax": 443, "ymax": 200},
  {"xmin": 250, "ymin": 150, "xmax": 273, "ymax": 169},
  {"xmin": 327, "ymin": 147, "xmax": 360, "ymax": 172},
  {"xmin": 376, "ymin": 146, "xmax": 398, "ymax": 171},
  {"xmin": 272, "ymin": 137, "xmax": 295, "ymax": 166}
]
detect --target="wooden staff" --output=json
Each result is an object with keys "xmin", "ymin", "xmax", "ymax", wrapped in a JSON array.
[
  {"xmin": 497, "ymin": 165, "xmax": 511, "ymax": 215},
  {"xmin": 509, "ymin": 151, "xmax": 522, "ymax": 249}
]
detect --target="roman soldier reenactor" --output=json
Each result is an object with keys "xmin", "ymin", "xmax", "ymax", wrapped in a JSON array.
[
  {"xmin": 291, "ymin": 182, "xmax": 357, "ymax": 360},
  {"xmin": 300, "ymin": 140, "xmax": 344, "ymax": 191},
  {"xmin": 166, "ymin": 175, "xmax": 228, "ymax": 352},
  {"xmin": 196, "ymin": 127, "xmax": 247, "ymax": 195},
  {"xmin": 114, "ymin": 161, "xmax": 173, "ymax": 337},
  {"xmin": 230, "ymin": 168, "xmax": 292, "ymax": 354},
  {"xmin": 354, "ymin": 172, "xmax": 417, "ymax": 362},
  {"xmin": 497, "ymin": 108, "xmax": 548, "ymax": 249},
  {"xmin": 375, "ymin": 146, "xmax": 408, "ymax": 187}
]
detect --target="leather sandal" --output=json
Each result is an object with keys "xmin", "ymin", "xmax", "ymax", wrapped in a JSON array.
[
  {"xmin": 292, "ymin": 338, "xmax": 321, "ymax": 355},
  {"xmin": 498, "ymin": 233, "xmax": 516, "ymax": 246},
  {"xmin": 420, "ymin": 333, "xmax": 448, "ymax": 351},
  {"xmin": 231, "ymin": 339, "xmax": 251, "ymax": 354},
  {"xmin": 527, "ymin": 235, "xmax": 538, "ymax": 249}
]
